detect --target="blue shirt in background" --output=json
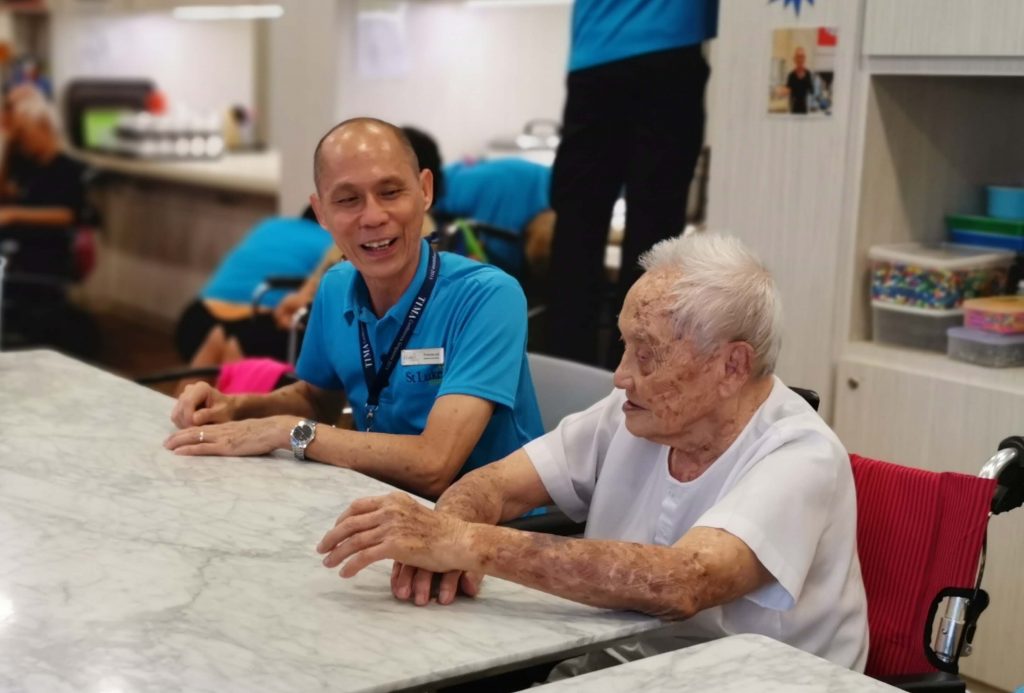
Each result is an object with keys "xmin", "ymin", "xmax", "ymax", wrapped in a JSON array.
[
  {"xmin": 569, "ymin": 0, "xmax": 718, "ymax": 72},
  {"xmin": 200, "ymin": 217, "xmax": 334, "ymax": 308},
  {"xmin": 296, "ymin": 239, "xmax": 544, "ymax": 475},
  {"xmin": 432, "ymin": 158, "xmax": 551, "ymax": 274}
]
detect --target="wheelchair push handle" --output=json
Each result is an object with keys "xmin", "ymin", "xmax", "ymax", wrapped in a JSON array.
[{"xmin": 982, "ymin": 437, "xmax": 1024, "ymax": 515}]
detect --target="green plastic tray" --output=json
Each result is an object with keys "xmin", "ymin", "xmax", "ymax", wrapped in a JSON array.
[{"xmin": 946, "ymin": 214, "xmax": 1024, "ymax": 237}]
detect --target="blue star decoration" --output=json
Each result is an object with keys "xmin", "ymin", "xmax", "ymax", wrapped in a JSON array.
[{"xmin": 770, "ymin": 0, "xmax": 814, "ymax": 16}]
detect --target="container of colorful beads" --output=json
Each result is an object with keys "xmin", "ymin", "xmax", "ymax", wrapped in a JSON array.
[
  {"xmin": 869, "ymin": 243, "xmax": 1014, "ymax": 310},
  {"xmin": 963, "ymin": 295, "xmax": 1024, "ymax": 335}
]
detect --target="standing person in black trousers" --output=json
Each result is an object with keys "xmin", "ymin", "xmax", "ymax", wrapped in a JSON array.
[{"xmin": 544, "ymin": 0, "xmax": 717, "ymax": 367}]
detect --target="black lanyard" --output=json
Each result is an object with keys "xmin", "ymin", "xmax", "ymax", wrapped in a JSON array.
[{"xmin": 358, "ymin": 248, "xmax": 440, "ymax": 431}]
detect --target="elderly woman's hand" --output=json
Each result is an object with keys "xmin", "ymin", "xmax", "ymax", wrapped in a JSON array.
[{"xmin": 317, "ymin": 493, "xmax": 474, "ymax": 583}]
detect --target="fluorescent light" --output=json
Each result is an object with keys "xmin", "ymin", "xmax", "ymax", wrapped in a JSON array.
[
  {"xmin": 465, "ymin": 0, "xmax": 571, "ymax": 7},
  {"xmin": 173, "ymin": 4, "xmax": 284, "ymax": 20}
]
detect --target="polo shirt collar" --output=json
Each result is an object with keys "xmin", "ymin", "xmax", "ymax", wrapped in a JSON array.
[{"xmin": 343, "ymin": 238, "xmax": 431, "ymax": 325}]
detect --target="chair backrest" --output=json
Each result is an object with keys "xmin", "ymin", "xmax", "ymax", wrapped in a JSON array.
[
  {"xmin": 526, "ymin": 352, "xmax": 615, "ymax": 432},
  {"xmin": 849, "ymin": 454, "xmax": 996, "ymax": 679}
]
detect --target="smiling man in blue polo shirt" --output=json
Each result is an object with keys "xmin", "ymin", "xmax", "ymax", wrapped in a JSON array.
[{"xmin": 166, "ymin": 118, "xmax": 543, "ymax": 499}]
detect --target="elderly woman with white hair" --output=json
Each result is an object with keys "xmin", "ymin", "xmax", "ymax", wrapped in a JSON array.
[
  {"xmin": 0, "ymin": 91, "xmax": 84, "ymax": 229},
  {"xmin": 315, "ymin": 232, "xmax": 870, "ymax": 672}
]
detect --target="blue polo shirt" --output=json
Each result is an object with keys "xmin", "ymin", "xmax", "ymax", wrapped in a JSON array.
[
  {"xmin": 296, "ymin": 239, "xmax": 543, "ymax": 475},
  {"xmin": 200, "ymin": 216, "xmax": 333, "ymax": 308},
  {"xmin": 570, "ymin": 0, "xmax": 718, "ymax": 72},
  {"xmin": 432, "ymin": 158, "xmax": 551, "ymax": 274}
]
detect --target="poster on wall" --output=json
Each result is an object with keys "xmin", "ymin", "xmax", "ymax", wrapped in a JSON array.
[{"xmin": 768, "ymin": 27, "xmax": 837, "ymax": 117}]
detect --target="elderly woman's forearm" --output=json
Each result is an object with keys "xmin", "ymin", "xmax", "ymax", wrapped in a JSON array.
[{"xmin": 460, "ymin": 526, "xmax": 712, "ymax": 619}]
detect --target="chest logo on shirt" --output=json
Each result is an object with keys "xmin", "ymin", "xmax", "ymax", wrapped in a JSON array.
[
  {"xmin": 401, "ymin": 348, "xmax": 444, "ymax": 366},
  {"xmin": 405, "ymin": 365, "xmax": 444, "ymax": 386}
]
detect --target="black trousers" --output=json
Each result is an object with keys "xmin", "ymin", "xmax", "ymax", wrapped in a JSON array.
[{"xmin": 544, "ymin": 45, "xmax": 709, "ymax": 366}]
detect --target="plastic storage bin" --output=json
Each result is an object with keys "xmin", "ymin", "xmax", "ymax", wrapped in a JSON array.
[
  {"xmin": 869, "ymin": 243, "xmax": 1014, "ymax": 310},
  {"xmin": 947, "ymin": 326, "xmax": 1024, "ymax": 367},
  {"xmin": 963, "ymin": 296, "xmax": 1024, "ymax": 335},
  {"xmin": 947, "ymin": 214, "xmax": 1024, "ymax": 251},
  {"xmin": 987, "ymin": 186, "xmax": 1024, "ymax": 220},
  {"xmin": 872, "ymin": 301, "xmax": 963, "ymax": 352}
]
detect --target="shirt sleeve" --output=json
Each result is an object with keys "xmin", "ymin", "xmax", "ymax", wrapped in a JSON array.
[
  {"xmin": 435, "ymin": 271, "xmax": 527, "ymax": 408},
  {"xmin": 294, "ymin": 274, "xmax": 344, "ymax": 391},
  {"xmin": 693, "ymin": 428, "xmax": 845, "ymax": 611},
  {"xmin": 523, "ymin": 390, "xmax": 624, "ymax": 522}
]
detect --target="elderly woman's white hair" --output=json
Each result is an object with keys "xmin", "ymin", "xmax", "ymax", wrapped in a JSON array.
[
  {"xmin": 11, "ymin": 89, "xmax": 60, "ymax": 133},
  {"xmin": 639, "ymin": 231, "xmax": 783, "ymax": 378}
]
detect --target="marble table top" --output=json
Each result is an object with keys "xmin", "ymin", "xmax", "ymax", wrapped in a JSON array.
[
  {"xmin": 533, "ymin": 634, "xmax": 900, "ymax": 692},
  {"xmin": 0, "ymin": 351, "xmax": 659, "ymax": 693}
]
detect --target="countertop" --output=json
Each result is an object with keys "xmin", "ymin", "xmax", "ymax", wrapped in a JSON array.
[
  {"xmin": 533, "ymin": 633, "xmax": 899, "ymax": 693},
  {"xmin": 70, "ymin": 149, "xmax": 280, "ymax": 196},
  {"xmin": 0, "ymin": 350, "xmax": 662, "ymax": 693}
]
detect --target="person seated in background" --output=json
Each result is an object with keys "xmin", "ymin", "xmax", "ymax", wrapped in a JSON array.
[
  {"xmin": 173, "ymin": 205, "xmax": 333, "ymax": 370},
  {"xmin": 165, "ymin": 117, "xmax": 543, "ymax": 499},
  {"xmin": 316, "ymin": 232, "xmax": 869, "ymax": 673},
  {"xmin": 431, "ymin": 157, "xmax": 554, "ymax": 277},
  {"xmin": 0, "ymin": 88, "xmax": 86, "ymax": 276}
]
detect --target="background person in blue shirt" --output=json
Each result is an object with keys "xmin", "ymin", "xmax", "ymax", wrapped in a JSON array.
[
  {"xmin": 432, "ymin": 157, "xmax": 554, "ymax": 277},
  {"xmin": 543, "ymin": 0, "xmax": 717, "ymax": 367},
  {"xmin": 166, "ymin": 118, "xmax": 543, "ymax": 499},
  {"xmin": 173, "ymin": 206, "xmax": 333, "ymax": 366}
]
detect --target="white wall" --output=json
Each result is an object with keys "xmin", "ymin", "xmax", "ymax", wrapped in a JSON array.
[
  {"xmin": 335, "ymin": 1, "xmax": 571, "ymax": 162},
  {"xmin": 706, "ymin": 1, "xmax": 863, "ymax": 420},
  {"xmin": 50, "ymin": 10, "xmax": 255, "ymax": 117}
]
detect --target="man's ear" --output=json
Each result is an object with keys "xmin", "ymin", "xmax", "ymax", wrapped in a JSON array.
[
  {"xmin": 420, "ymin": 168, "xmax": 434, "ymax": 210},
  {"xmin": 309, "ymin": 193, "xmax": 326, "ymax": 228}
]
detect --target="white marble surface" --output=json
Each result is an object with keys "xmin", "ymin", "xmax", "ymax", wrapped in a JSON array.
[
  {"xmin": 533, "ymin": 634, "xmax": 900, "ymax": 693},
  {"xmin": 69, "ymin": 150, "xmax": 280, "ymax": 196},
  {"xmin": 0, "ymin": 351, "xmax": 659, "ymax": 693}
]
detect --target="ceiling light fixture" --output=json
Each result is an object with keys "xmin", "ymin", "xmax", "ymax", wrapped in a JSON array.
[
  {"xmin": 465, "ymin": 0, "xmax": 572, "ymax": 8},
  {"xmin": 173, "ymin": 4, "xmax": 285, "ymax": 20}
]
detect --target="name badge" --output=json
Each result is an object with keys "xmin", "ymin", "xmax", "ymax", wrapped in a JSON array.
[{"xmin": 401, "ymin": 348, "xmax": 445, "ymax": 366}]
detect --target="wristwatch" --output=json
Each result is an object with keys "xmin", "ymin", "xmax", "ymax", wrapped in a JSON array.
[{"xmin": 290, "ymin": 419, "xmax": 318, "ymax": 461}]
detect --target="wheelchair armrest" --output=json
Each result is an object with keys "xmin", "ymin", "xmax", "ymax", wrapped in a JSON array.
[
  {"xmin": 135, "ymin": 366, "xmax": 221, "ymax": 386},
  {"xmin": 879, "ymin": 671, "xmax": 965, "ymax": 693},
  {"xmin": 252, "ymin": 275, "xmax": 307, "ymax": 311},
  {"xmin": 500, "ymin": 507, "xmax": 586, "ymax": 537}
]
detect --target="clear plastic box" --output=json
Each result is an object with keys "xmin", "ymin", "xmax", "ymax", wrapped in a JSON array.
[
  {"xmin": 869, "ymin": 243, "xmax": 1014, "ymax": 310},
  {"xmin": 872, "ymin": 301, "xmax": 962, "ymax": 352},
  {"xmin": 947, "ymin": 326, "xmax": 1024, "ymax": 368}
]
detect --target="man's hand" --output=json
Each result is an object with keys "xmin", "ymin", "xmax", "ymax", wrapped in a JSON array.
[
  {"xmin": 170, "ymin": 381, "xmax": 238, "ymax": 429},
  {"xmin": 163, "ymin": 415, "xmax": 291, "ymax": 457},
  {"xmin": 317, "ymin": 493, "xmax": 473, "ymax": 584},
  {"xmin": 390, "ymin": 561, "xmax": 483, "ymax": 606}
]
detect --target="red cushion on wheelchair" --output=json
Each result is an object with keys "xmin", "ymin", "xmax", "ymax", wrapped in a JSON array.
[
  {"xmin": 216, "ymin": 358, "xmax": 294, "ymax": 395},
  {"xmin": 850, "ymin": 454, "xmax": 995, "ymax": 678}
]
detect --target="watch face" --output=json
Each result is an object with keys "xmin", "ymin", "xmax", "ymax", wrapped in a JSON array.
[{"xmin": 293, "ymin": 423, "xmax": 313, "ymax": 443}]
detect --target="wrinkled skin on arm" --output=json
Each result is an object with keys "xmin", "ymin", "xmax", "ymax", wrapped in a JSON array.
[
  {"xmin": 318, "ymin": 489, "xmax": 773, "ymax": 620},
  {"xmin": 392, "ymin": 449, "xmax": 551, "ymax": 605}
]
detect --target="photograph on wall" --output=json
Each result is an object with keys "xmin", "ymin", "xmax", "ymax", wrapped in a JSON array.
[{"xmin": 768, "ymin": 27, "xmax": 837, "ymax": 117}]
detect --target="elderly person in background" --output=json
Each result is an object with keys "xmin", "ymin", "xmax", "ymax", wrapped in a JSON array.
[
  {"xmin": 317, "ymin": 232, "xmax": 869, "ymax": 672},
  {"xmin": 0, "ymin": 90, "xmax": 86, "ymax": 278}
]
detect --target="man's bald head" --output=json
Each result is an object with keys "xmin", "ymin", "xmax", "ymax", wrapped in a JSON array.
[{"xmin": 313, "ymin": 117, "xmax": 420, "ymax": 193}]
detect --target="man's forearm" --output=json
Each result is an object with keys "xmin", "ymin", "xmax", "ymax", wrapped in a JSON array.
[
  {"xmin": 458, "ymin": 526, "xmax": 722, "ymax": 620},
  {"xmin": 308, "ymin": 427, "xmax": 456, "ymax": 499},
  {"xmin": 233, "ymin": 381, "xmax": 329, "ymax": 422}
]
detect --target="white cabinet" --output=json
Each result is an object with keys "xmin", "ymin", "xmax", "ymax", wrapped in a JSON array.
[
  {"xmin": 864, "ymin": 0, "xmax": 1024, "ymax": 58},
  {"xmin": 834, "ymin": 343, "xmax": 1024, "ymax": 690}
]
